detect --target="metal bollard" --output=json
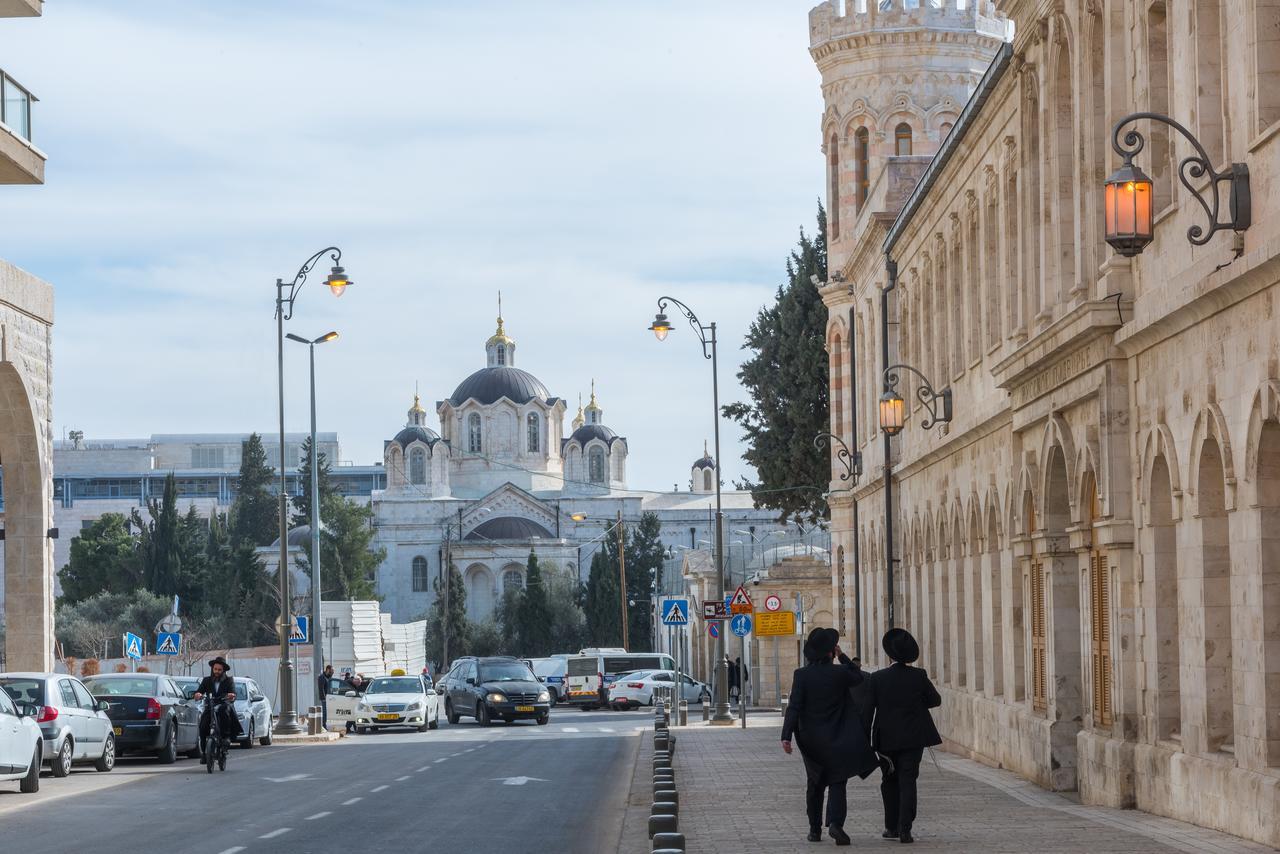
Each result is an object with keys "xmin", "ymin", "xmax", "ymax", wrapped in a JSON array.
[
  {"xmin": 647, "ymin": 813, "xmax": 678, "ymax": 838},
  {"xmin": 652, "ymin": 831, "xmax": 686, "ymax": 851},
  {"xmin": 677, "ymin": 700, "xmax": 688, "ymax": 726}
]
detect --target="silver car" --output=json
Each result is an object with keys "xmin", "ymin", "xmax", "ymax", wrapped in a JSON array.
[
  {"xmin": 0, "ymin": 672, "xmax": 115, "ymax": 776},
  {"xmin": 173, "ymin": 675, "xmax": 273, "ymax": 748}
]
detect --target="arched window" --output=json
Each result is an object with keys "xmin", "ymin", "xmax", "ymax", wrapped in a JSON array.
[
  {"xmin": 703, "ymin": 470, "xmax": 713, "ymax": 492},
  {"xmin": 496, "ymin": 343, "xmax": 506, "ymax": 366},
  {"xmin": 940, "ymin": 121, "xmax": 953, "ymax": 139},
  {"xmin": 409, "ymin": 447, "xmax": 426, "ymax": 484},
  {"xmin": 526, "ymin": 412, "xmax": 539, "ymax": 453},
  {"xmin": 589, "ymin": 447, "xmax": 607, "ymax": 484},
  {"xmin": 412, "ymin": 556, "xmax": 429, "ymax": 592},
  {"xmin": 828, "ymin": 133, "xmax": 840, "ymax": 239},
  {"xmin": 468, "ymin": 413, "xmax": 482, "ymax": 454},
  {"xmin": 894, "ymin": 123, "xmax": 913, "ymax": 156},
  {"xmin": 854, "ymin": 127, "xmax": 869, "ymax": 211},
  {"xmin": 503, "ymin": 570, "xmax": 524, "ymax": 595}
]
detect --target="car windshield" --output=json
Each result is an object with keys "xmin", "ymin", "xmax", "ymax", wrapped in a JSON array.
[
  {"xmin": 0, "ymin": 678, "xmax": 44, "ymax": 706},
  {"xmin": 234, "ymin": 680, "xmax": 250, "ymax": 698},
  {"xmin": 84, "ymin": 677, "xmax": 156, "ymax": 696},
  {"xmin": 478, "ymin": 663, "xmax": 535, "ymax": 682},
  {"xmin": 366, "ymin": 677, "xmax": 421, "ymax": 694}
]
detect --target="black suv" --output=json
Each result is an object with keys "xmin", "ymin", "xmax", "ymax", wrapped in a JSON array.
[{"xmin": 438, "ymin": 656, "xmax": 550, "ymax": 726}]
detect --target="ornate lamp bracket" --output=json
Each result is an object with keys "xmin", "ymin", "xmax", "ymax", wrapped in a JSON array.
[
  {"xmin": 277, "ymin": 247, "xmax": 343, "ymax": 321},
  {"xmin": 814, "ymin": 432, "xmax": 862, "ymax": 481},
  {"xmin": 656, "ymin": 296, "xmax": 714, "ymax": 359},
  {"xmin": 883, "ymin": 363, "xmax": 952, "ymax": 430}
]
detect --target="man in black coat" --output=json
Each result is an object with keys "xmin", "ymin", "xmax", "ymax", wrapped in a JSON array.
[
  {"xmin": 862, "ymin": 628, "xmax": 942, "ymax": 844},
  {"xmin": 192, "ymin": 656, "xmax": 244, "ymax": 748},
  {"xmin": 781, "ymin": 628, "xmax": 877, "ymax": 845},
  {"xmin": 317, "ymin": 664, "xmax": 334, "ymax": 731}
]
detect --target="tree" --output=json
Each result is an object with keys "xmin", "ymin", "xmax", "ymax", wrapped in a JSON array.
[
  {"xmin": 57, "ymin": 513, "xmax": 141, "ymax": 604},
  {"xmin": 55, "ymin": 590, "xmax": 171, "ymax": 659},
  {"xmin": 542, "ymin": 561, "xmax": 587, "ymax": 654},
  {"xmin": 722, "ymin": 203, "xmax": 830, "ymax": 522},
  {"xmin": 230, "ymin": 433, "xmax": 279, "ymax": 547},
  {"xmin": 204, "ymin": 521, "xmax": 277, "ymax": 648},
  {"xmin": 584, "ymin": 541, "xmax": 622, "ymax": 647},
  {"xmin": 133, "ymin": 474, "xmax": 183, "ymax": 596},
  {"xmin": 516, "ymin": 550, "xmax": 552, "ymax": 656},
  {"xmin": 424, "ymin": 562, "xmax": 469, "ymax": 670},
  {"xmin": 299, "ymin": 496, "xmax": 384, "ymax": 602},
  {"xmin": 624, "ymin": 513, "xmax": 665, "ymax": 652},
  {"xmin": 291, "ymin": 436, "xmax": 335, "ymax": 529}
]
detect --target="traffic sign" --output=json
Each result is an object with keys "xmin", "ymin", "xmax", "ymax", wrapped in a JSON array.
[
  {"xmin": 289, "ymin": 615, "xmax": 310, "ymax": 644},
  {"xmin": 729, "ymin": 585, "xmax": 754, "ymax": 615},
  {"xmin": 763, "ymin": 594, "xmax": 782, "ymax": 612},
  {"xmin": 123, "ymin": 632, "xmax": 143, "ymax": 660},
  {"xmin": 702, "ymin": 601, "xmax": 727, "ymax": 621},
  {"xmin": 730, "ymin": 614, "xmax": 753, "ymax": 637},
  {"xmin": 156, "ymin": 632, "xmax": 181, "ymax": 656},
  {"xmin": 158, "ymin": 614, "xmax": 182, "ymax": 634},
  {"xmin": 755, "ymin": 611, "xmax": 797, "ymax": 637},
  {"xmin": 661, "ymin": 598, "xmax": 690, "ymax": 626},
  {"xmin": 707, "ymin": 622, "xmax": 720, "ymax": 639}
]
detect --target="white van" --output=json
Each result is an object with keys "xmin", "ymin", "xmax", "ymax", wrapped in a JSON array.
[
  {"xmin": 564, "ymin": 651, "xmax": 676, "ymax": 710},
  {"xmin": 526, "ymin": 657, "xmax": 569, "ymax": 704}
]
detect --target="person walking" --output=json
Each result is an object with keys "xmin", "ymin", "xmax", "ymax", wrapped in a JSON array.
[
  {"xmin": 727, "ymin": 656, "xmax": 740, "ymax": 703},
  {"xmin": 863, "ymin": 628, "xmax": 942, "ymax": 844},
  {"xmin": 317, "ymin": 664, "xmax": 334, "ymax": 731},
  {"xmin": 781, "ymin": 628, "xmax": 877, "ymax": 845}
]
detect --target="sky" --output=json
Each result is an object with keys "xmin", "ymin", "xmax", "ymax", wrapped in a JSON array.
[{"xmin": 0, "ymin": 1, "xmax": 825, "ymax": 491}]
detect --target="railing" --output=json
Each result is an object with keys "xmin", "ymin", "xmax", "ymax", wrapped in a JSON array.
[
  {"xmin": 659, "ymin": 529, "xmax": 833, "ymax": 598},
  {"xmin": 1, "ymin": 69, "xmax": 35, "ymax": 143}
]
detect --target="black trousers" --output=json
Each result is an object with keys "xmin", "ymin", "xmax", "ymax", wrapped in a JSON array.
[
  {"xmin": 805, "ymin": 779, "xmax": 847, "ymax": 831},
  {"xmin": 880, "ymin": 747, "xmax": 925, "ymax": 834},
  {"xmin": 319, "ymin": 694, "xmax": 328, "ymax": 728},
  {"xmin": 198, "ymin": 704, "xmax": 242, "ymax": 744}
]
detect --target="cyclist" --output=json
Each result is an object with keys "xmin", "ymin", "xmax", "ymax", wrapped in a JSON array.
[{"xmin": 192, "ymin": 656, "xmax": 242, "ymax": 755}]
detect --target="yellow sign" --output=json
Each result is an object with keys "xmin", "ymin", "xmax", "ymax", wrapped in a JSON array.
[{"xmin": 755, "ymin": 611, "xmax": 796, "ymax": 637}]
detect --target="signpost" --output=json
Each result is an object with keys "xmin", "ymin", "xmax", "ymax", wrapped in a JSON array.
[
  {"xmin": 707, "ymin": 622, "xmax": 720, "ymax": 639},
  {"xmin": 730, "ymin": 614, "xmax": 752, "ymax": 637},
  {"xmin": 763, "ymin": 594, "xmax": 782, "ymax": 612},
  {"xmin": 702, "ymin": 601, "xmax": 726, "ymax": 620},
  {"xmin": 728, "ymin": 585, "xmax": 753, "ymax": 728},
  {"xmin": 123, "ymin": 632, "xmax": 143, "ymax": 670},
  {"xmin": 661, "ymin": 598, "xmax": 690, "ymax": 626},
  {"xmin": 755, "ymin": 611, "xmax": 797, "ymax": 636},
  {"xmin": 289, "ymin": 615, "xmax": 310, "ymax": 645},
  {"xmin": 729, "ymin": 585, "xmax": 753, "ymax": 615},
  {"xmin": 156, "ymin": 632, "xmax": 181, "ymax": 656}
]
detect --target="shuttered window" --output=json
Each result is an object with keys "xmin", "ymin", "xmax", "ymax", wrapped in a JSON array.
[
  {"xmin": 1030, "ymin": 559, "xmax": 1047, "ymax": 711},
  {"xmin": 1090, "ymin": 549, "xmax": 1113, "ymax": 726}
]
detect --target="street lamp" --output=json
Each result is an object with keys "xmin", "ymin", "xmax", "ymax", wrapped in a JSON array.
[
  {"xmin": 285, "ymin": 330, "xmax": 339, "ymax": 701},
  {"xmin": 1104, "ymin": 112, "xmax": 1251, "ymax": 258},
  {"xmin": 648, "ymin": 295, "xmax": 733, "ymax": 725},
  {"xmin": 813, "ymin": 432, "xmax": 862, "ymax": 480},
  {"xmin": 878, "ymin": 364, "xmax": 952, "ymax": 436},
  {"xmin": 272, "ymin": 248, "xmax": 352, "ymax": 735}
]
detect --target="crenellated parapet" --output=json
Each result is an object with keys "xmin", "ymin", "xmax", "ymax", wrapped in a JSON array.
[{"xmin": 810, "ymin": 0, "xmax": 1009, "ymax": 55}]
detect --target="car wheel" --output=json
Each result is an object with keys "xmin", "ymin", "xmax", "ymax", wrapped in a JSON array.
[
  {"xmin": 94, "ymin": 734, "xmax": 116, "ymax": 772},
  {"xmin": 477, "ymin": 702, "xmax": 493, "ymax": 727},
  {"xmin": 536, "ymin": 713, "xmax": 549, "ymax": 726},
  {"xmin": 19, "ymin": 745, "xmax": 40, "ymax": 793},
  {"xmin": 50, "ymin": 737, "xmax": 73, "ymax": 778},
  {"xmin": 445, "ymin": 699, "xmax": 460, "ymax": 725},
  {"xmin": 260, "ymin": 727, "xmax": 273, "ymax": 746},
  {"xmin": 357, "ymin": 726, "xmax": 368, "ymax": 734},
  {"xmin": 428, "ymin": 713, "xmax": 439, "ymax": 730},
  {"xmin": 156, "ymin": 722, "xmax": 177, "ymax": 764},
  {"xmin": 240, "ymin": 720, "xmax": 254, "ymax": 749}
]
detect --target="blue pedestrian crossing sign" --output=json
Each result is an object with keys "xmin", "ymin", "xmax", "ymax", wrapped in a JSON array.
[
  {"xmin": 730, "ymin": 614, "xmax": 753, "ymax": 637},
  {"xmin": 288, "ymin": 615, "xmax": 310, "ymax": 644},
  {"xmin": 123, "ymin": 632, "xmax": 144, "ymax": 660},
  {"xmin": 660, "ymin": 598, "xmax": 690, "ymax": 626},
  {"xmin": 156, "ymin": 632, "xmax": 181, "ymax": 656}
]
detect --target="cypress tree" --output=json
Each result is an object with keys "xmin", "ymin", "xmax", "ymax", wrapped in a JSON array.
[
  {"xmin": 230, "ymin": 433, "xmax": 280, "ymax": 547},
  {"xmin": 517, "ymin": 549, "xmax": 552, "ymax": 656}
]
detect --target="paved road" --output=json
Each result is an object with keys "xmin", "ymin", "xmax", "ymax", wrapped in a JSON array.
[{"xmin": 0, "ymin": 707, "xmax": 647, "ymax": 854}]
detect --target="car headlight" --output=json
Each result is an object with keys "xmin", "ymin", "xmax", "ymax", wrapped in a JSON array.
[
  {"xmin": 405, "ymin": 701, "xmax": 422, "ymax": 712},
  {"xmin": 356, "ymin": 702, "xmax": 370, "ymax": 713},
  {"xmin": 486, "ymin": 692, "xmax": 507, "ymax": 704},
  {"xmin": 537, "ymin": 691, "xmax": 550, "ymax": 703}
]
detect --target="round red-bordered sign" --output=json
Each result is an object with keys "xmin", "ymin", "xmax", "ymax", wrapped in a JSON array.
[{"xmin": 764, "ymin": 594, "xmax": 782, "ymax": 612}]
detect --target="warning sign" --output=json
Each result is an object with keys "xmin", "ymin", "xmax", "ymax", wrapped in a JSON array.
[
  {"xmin": 755, "ymin": 611, "xmax": 797, "ymax": 637},
  {"xmin": 729, "ymin": 585, "xmax": 753, "ymax": 616}
]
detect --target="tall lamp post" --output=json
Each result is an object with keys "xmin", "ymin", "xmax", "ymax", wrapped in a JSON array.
[
  {"xmin": 272, "ymin": 249, "xmax": 351, "ymax": 735},
  {"xmin": 648, "ymin": 297, "xmax": 733, "ymax": 724},
  {"xmin": 285, "ymin": 330, "xmax": 339, "ymax": 699}
]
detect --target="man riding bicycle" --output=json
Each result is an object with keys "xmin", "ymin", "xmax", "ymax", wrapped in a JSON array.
[{"xmin": 192, "ymin": 656, "xmax": 243, "ymax": 753}]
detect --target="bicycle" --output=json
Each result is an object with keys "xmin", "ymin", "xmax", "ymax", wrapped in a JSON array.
[{"xmin": 202, "ymin": 696, "xmax": 231, "ymax": 774}]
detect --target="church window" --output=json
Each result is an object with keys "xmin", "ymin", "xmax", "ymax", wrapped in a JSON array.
[
  {"xmin": 894, "ymin": 123, "xmax": 913, "ymax": 156},
  {"xmin": 503, "ymin": 570, "xmax": 524, "ymax": 595},
  {"xmin": 409, "ymin": 448, "xmax": 426, "ymax": 485},
  {"xmin": 468, "ymin": 413, "xmax": 482, "ymax": 454},
  {"xmin": 496, "ymin": 344, "xmax": 506, "ymax": 366},
  {"xmin": 854, "ymin": 127, "xmax": 869, "ymax": 211},
  {"xmin": 703, "ymin": 470, "xmax": 713, "ymax": 492},
  {"xmin": 412, "ymin": 556, "xmax": 429, "ymax": 592},
  {"xmin": 589, "ymin": 447, "xmax": 607, "ymax": 484},
  {"xmin": 527, "ymin": 413, "xmax": 539, "ymax": 453}
]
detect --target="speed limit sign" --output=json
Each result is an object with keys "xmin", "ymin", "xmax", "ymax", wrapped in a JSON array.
[{"xmin": 764, "ymin": 594, "xmax": 782, "ymax": 612}]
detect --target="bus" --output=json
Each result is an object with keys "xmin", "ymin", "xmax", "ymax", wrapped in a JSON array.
[{"xmin": 564, "ymin": 651, "xmax": 676, "ymax": 709}]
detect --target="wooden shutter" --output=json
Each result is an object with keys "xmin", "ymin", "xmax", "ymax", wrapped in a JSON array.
[
  {"xmin": 1090, "ymin": 549, "xmax": 1113, "ymax": 727},
  {"xmin": 1030, "ymin": 560, "xmax": 1047, "ymax": 711}
]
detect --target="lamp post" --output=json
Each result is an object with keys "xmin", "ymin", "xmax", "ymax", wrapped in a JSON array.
[
  {"xmin": 272, "ymin": 248, "xmax": 351, "ymax": 735},
  {"xmin": 649, "ymin": 296, "xmax": 733, "ymax": 724},
  {"xmin": 285, "ymin": 330, "xmax": 339, "ymax": 698},
  {"xmin": 1103, "ymin": 112, "xmax": 1251, "ymax": 257}
]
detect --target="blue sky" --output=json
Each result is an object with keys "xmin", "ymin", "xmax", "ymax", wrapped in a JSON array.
[{"xmin": 0, "ymin": 1, "xmax": 824, "ymax": 491}]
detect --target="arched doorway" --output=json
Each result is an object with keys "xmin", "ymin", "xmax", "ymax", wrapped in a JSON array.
[
  {"xmin": 1043, "ymin": 446, "xmax": 1082, "ymax": 791},
  {"xmin": 464, "ymin": 564, "xmax": 495, "ymax": 622}
]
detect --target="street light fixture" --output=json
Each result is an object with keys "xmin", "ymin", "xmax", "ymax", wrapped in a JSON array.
[
  {"xmin": 648, "ymin": 294, "xmax": 733, "ymax": 725},
  {"xmin": 1104, "ymin": 111, "xmax": 1251, "ymax": 258},
  {"xmin": 878, "ymin": 364, "xmax": 951, "ymax": 436},
  {"xmin": 272, "ymin": 247, "xmax": 352, "ymax": 736},
  {"xmin": 285, "ymin": 329, "xmax": 339, "ymax": 701},
  {"xmin": 813, "ymin": 432, "xmax": 862, "ymax": 480}
]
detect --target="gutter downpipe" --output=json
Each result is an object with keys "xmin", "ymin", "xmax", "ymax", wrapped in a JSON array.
[
  {"xmin": 881, "ymin": 258, "xmax": 897, "ymax": 631},
  {"xmin": 848, "ymin": 304, "xmax": 863, "ymax": 659}
]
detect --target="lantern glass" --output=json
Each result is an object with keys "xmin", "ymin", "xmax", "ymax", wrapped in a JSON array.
[
  {"xmin": 326, "ymin": 266, "xmax": 352, "ymax": 297},
  {"xmin": 879, "ymin": 392, "xmax": 905, "ymax": 436},
  {"xmin": 1103, "ymin": 162, "xmax": 1153, "ymax": 257},
  {"xmin": 649, "ymin": 313, "xmax": 672, "ymax": 341}
]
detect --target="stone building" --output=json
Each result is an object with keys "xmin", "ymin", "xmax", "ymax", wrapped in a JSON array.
[{"xmin": 812, "ymin": 0, "xmax": 1280, "ymax": 846}]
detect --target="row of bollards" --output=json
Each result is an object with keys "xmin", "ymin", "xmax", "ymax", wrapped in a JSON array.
[{"xmin": 649, "ymin": 699, "xmax": 685, "ymax": 852}]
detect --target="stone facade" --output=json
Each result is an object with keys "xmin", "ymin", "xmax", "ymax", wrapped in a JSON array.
[{"xmin": 813, "ymin": 0, "xmax": 1280, "ymax": 846}]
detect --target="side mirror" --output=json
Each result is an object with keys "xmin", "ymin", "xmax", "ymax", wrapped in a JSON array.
[
  {"xmin": 435, "ymin": 686, "xmax": 446, "ymax": 695},
  {"xmin": 16, "ymin": 702, "xmax": 39, "ymax": 718},
  {"xmin": 96, "ymin": 699, "xmax": 111, "ymax": 712},
  {"xmin": 537, "ymin": 676, "xmax": 547, "ymax": 682},
  {"xmin": 465, "ymin": 677, "xmax": 476, "ymax": 686},
  {"xmin": 344, "ymin": 691, "xmax": 357, "ymax": 698},
  {"xmin": 183, "ymin": 688, "xmax": 197, "ymax": 700},
  {"xmin": 252, "ymin": 695, "xmax": 265, "ymax": 703}
]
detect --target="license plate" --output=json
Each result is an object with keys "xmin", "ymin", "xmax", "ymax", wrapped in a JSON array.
[
  {"xmin": 113, "ymin": 727, "xmax": 122, "ymax": 736},
  {"xmin": 515, "ymin": 705, "xmax": 535, "ymax": 713},
  {"xmin": 377, "ymin": 713, "xmax": 399, "ymax": 721}
]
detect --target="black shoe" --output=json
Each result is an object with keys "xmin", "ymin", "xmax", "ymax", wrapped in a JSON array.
[
  {"xmin": 882, "ymin": 829, "xmax": 897, "ymax": 839},
  {"xmin": 829, "ymin": 826, "xmax": 851, "ymax": 845},
  {"xmin": 807, "ymin": 830, "xmax": 822, "ymax": 842},
  {"xmin": 899, "ymin": 831, "xmax": 914, "ymax": 844}
]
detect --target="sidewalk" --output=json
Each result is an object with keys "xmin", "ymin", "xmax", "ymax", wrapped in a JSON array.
[{"xmin": 620, "ymin": 713, "xmax": 1274, "ymax": 854}]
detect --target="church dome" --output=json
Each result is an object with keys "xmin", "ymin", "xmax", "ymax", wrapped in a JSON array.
[
  {"xmin": 568, "ymin": 423, "xmax": 621, "ymax": 446},
  {"xmin": 392, "ymin": 424, "xmax": 440, "ymax": 448},
  {"xmin": 693, "ymin": 453, "xmax": 716, "ymax": 470},
  {"xmin": 449, "ymin": 366, "xmax": 551, "ymax": 406},
  {"xmin": 465, "ymin": 516, "xmax": 554, "ymax": 541}
]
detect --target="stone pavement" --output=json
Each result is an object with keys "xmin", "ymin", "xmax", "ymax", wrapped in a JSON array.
[{"xmin": 619, "ymin": 713, "xmax": 1275, "ymax": 854}]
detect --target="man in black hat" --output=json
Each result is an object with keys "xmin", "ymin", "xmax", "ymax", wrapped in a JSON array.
[
  {"xmin": 862, "ymin": 628, "xmax": 942, "ymax": 844},
  {"xmin": 781, "ymin": 628, "xmax": 877, "ymax": 845},
  {"xmin": 193, "ymin": 656, "xmax": 243, "ymax": 751}
]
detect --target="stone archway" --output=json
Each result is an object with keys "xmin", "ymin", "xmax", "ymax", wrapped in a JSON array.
[
  {"xmin": 1043, "ymin": 445, "xmax": 1083, "ymax": 791},
  {"xmin": 0, "ymin": 359, "xmax": 54, "ymax": 672}
]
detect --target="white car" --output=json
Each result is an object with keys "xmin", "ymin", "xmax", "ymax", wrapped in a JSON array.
[
  {"xmin": 608, "ymin": 670, "xmax": 709, "ymax": 709},
  {"xmin": 0, "ymin": 685, "xmax": 43, "ymax": 793},
  {"xmin": 230, "ymin": 678, "xmax": 274, "ymax": 748},
  {"xmin": 353, "ymin": 675, "xmax": 440, "ymax": 733}
]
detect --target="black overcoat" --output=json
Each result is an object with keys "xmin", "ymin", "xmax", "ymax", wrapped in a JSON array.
[
  {"xmin": 860, "ymin": 662, "xmax": 943, "ymax": 753},
  {"xmin": 781, "ymin": 658, "xmax": 878, "ymax": 784}
]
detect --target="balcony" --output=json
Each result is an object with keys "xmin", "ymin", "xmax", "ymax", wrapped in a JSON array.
[
  {"xmin": 0, "ymin": 0, "xmax": 42, "ymax": 17},
  {"xmin": 0, "ymin": 68, "xmax": 43, "ymax": 183}
]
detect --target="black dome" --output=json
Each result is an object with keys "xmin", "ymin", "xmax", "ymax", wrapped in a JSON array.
[
  {"xmin": 271, "ymin": 525, "xmax": 312, "ymax": 548},
  {"xmin": 465, "ymin": 516, "xmax": 554, "ymax": 541},
  {"xmin": 568, "ymin": 423, "xmax": 621, "ymax": 446},
  {"xmin": 692, "ymin": 455, "xmax": 716, "ymax": 470},
  {"xmin": 449, "ymin": 366, "xmax": 550, "ymax": 406},
  {"xmin": 392, "ymin": 425, "xmax": 440, "ymax": 448}
]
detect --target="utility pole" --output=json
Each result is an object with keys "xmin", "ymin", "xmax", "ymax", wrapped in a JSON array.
[{"xmin": 617, "ymin": 510, "xmax": 629, "ymax": 650}]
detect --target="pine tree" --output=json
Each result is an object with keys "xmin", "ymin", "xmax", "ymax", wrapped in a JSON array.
[
  {"xmin": 424, "ymin": 562, "xmax": 469, "ymax": 669},
  {"xmin": 298, "ymin": 495, "xmax": 384, "ymax": 602},
  {"xmin": 291, "ymin": 436, "xmax": 335, "ymax": 529},
  {"xmin": 517, "ymin": 549, "xmax": 552, "ymax": 656},
  {"xmin": 624, "ymin": 513, "xmax": 665, "ymax": 652},
  {"xmin": 230, "ymin": 433, "xmax": 280, "ymax": 547},
  {"xmin": 135, "ymin": 473, "xmax": 183, "ymax": 596},
  {"xmin": 584, "ymin": 544, "xmax": 622, "ymax": 647},
  {"xmin": 57, "ymin": 514, "xmax": 142, "ymax": 604},
  {"xmin": 722, "ymin": 203, "xmax": 830, "ymax": 522}
]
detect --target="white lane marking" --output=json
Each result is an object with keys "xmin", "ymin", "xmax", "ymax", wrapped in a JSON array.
[
  {"xmin": 434, "ymin": 757, "xmax": 448, "ymax": 763},
  {"xmin": 493, "ymin": 776, "xmax": 550, "ymax": 786},
  {"xmin": 464, "ymin": 747, "xmax": 476, "ymax": 753},
  {"xmin": 306, "ymin": 811, "xmax": 331, "ymax": 821},
  {"xmin": 342, "ymin": 797, "xmax": 363, "ymax": 805},
  {"xmin": 597, "ymin": 727, "xmax": 615, "ymax": 733},
  {"xmin": 450, "ymin": 752, "xmax": 464, "ymax": 757},
  {"xmin": 396, "ymin": 775, "xmax": 411, "ymax": 781},
  {"xmin": 416, "ymin": 766, "xmax": 431, "ymax": 772},
  {"xmin": 371, "ymin": 784, "xmax": 390, "ymax": 792},
  {"xmin": 217, "ymin": 848, "xmax": 245, "ymax": 854},
  {"xmin": 563, "ymin": 727, "xmax": 579, "ymax": 732},
  {"xmin": 264, "ymin": 773, "xmax": 310, "ymax": 782},
  {"xmin": 259, "ymin": 828, "xmax": 291, "ymax": 839}
]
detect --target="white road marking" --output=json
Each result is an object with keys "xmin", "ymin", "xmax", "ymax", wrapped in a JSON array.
[
  {"xmin": 563, "ymin": 727, "xmax": 579, "ymax": 732},
  {"xmin": 597, "ymin": 727, "xmax": 615, "ymax": 732},
  {"xmin": 259, "ymin": 828, "xmax": 291, "ymax": 839},
  {"xmin": 264, "ymin": 773, "xmax": 310, "ymax": 782},
  {"xmin": 434, "ymin": 757, "xmax": 448, "ymax": 763},
  {"xmin": 371, "ymin": 784, "xmax": 389, "ymax": 792},
  {"xmin": 396, "ymin": 775, "xmax": 411, "ymax": 781},
  {"xmin": 342, "ymin": 797, "xmax": 363, "ymax": 805},
  {"xmin": 493, "ymin": 775, "xmax": 550, "ymax": 786},
  {"xmin": 416, "ymin": 766, "xmax": 431, "ymax": 772},
  {"xmin": 450, "ymin": 752, "xmax": 463, "ymax": 757},
  {"xmin": 217, "ymin": 848, "xmax": 245, "ymax": 854},
  {"xmin": 305, "ymin": 811, "xmax": 331, "ymax": 821}
]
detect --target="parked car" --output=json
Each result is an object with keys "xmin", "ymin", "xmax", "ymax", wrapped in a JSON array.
[
  {"xmin": 607, "ymin": 670, "xmax": 709, "ymax": 709},
  {"xmin": 0, "ymin": 688, "xmax": 42, "ymax": 793},
  {"xmin": 325, "ymin": 675, "xmax": 372, "ymax": 731},
  {"xmin": 564, "ymin": 651, "xmax": 675, "ymax": 709},
  {"xmin": 232, "ymin": 678, "xmax": 273, "ymax": 747},
  {"xmin": 527, "ymin": 657, "xmax": 568, "ymax": 704},
  {"xmin": 439, "ymin": 657, "xmax": 550, "ymax": 726},
  {"xmin": 82, "ymin": 673, "xmax": 200, "ymax": 763},
  {"xmin": 352, "ymin": 675, "xmax": 439, "ymax": 733},
  {"xmin": 0, "ymin": 673, "xmax": 115, "ymax": 775}
]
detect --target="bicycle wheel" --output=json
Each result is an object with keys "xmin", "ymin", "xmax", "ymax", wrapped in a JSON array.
[
  {"xmin": 204, "ymin": 737, "xmax": 216, "ymax": 774},
  {"xmin": 218, "ymin": 741, "xmax": 227, "ymax": 772}
]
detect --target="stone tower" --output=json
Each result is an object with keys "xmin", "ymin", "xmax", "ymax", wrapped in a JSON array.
[{"xmin": 809, "ymin": 0, "xmax": 1008, "ymax": 271}]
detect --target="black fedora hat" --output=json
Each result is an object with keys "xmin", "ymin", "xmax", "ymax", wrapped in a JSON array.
[
  {"xmin": 208, "ymin": 656, "xmax": 231, "ymax": 671},
  {"xmin": 882, "ymin": 628, "xmax": 920, "ymax": 664},
  {"xmin": 807, "ymin": 627, "xmax": 837, "ymax": 659}
]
